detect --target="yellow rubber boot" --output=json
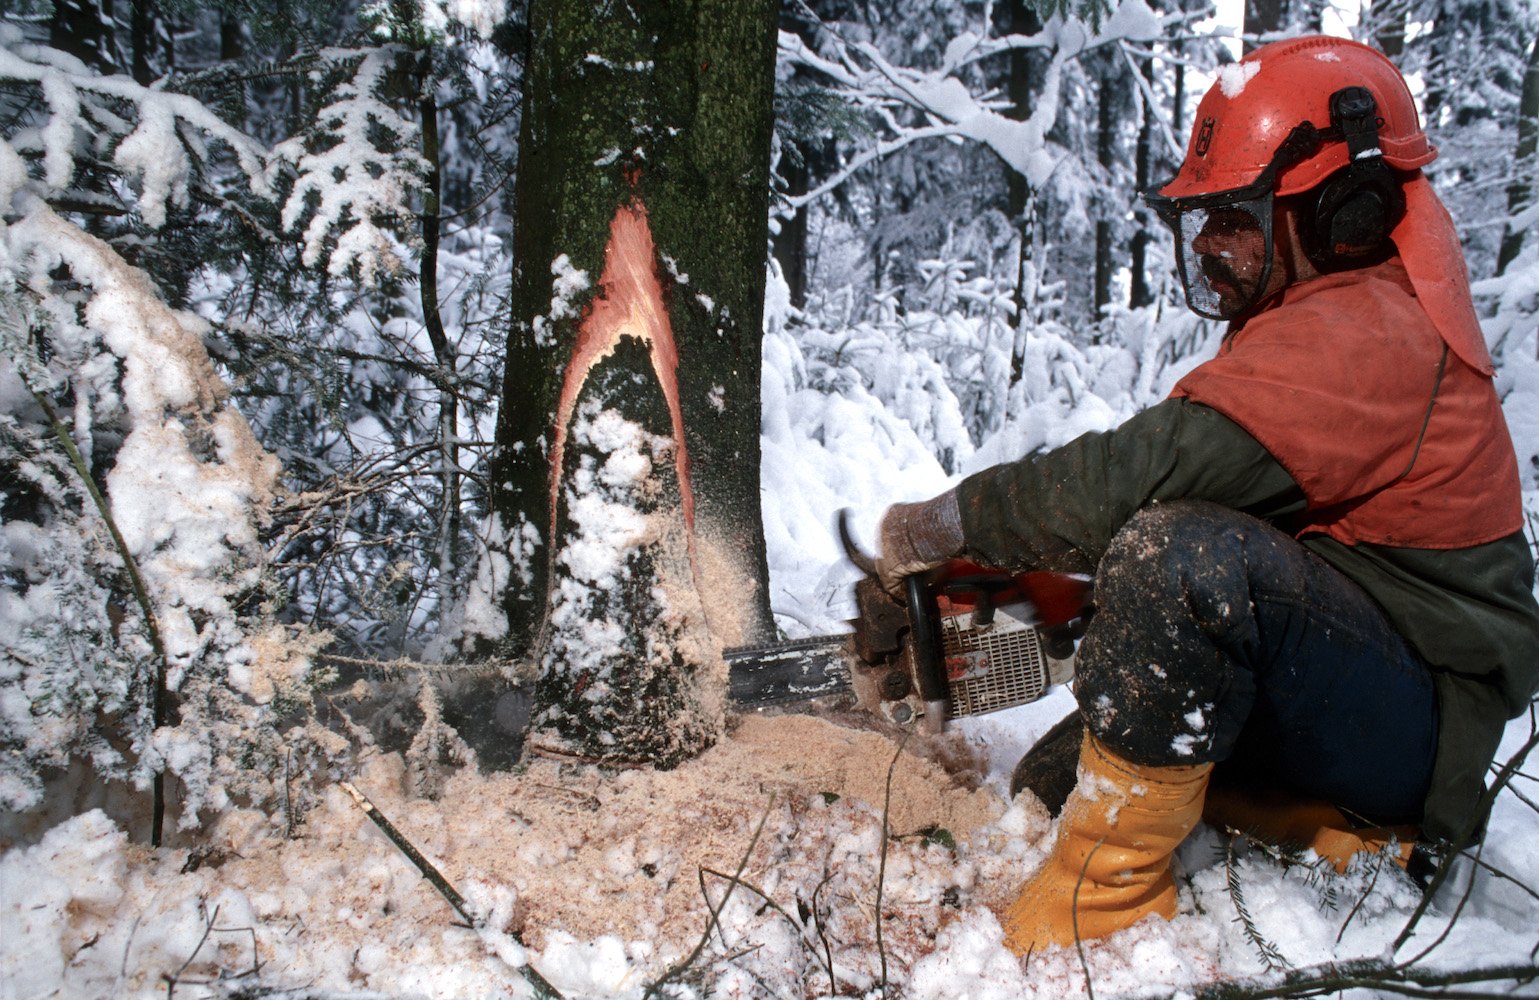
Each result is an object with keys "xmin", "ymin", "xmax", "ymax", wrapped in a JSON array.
[{"xmin": 1002, "ymin": 733, "xmax": 1213, "ymax": 956}]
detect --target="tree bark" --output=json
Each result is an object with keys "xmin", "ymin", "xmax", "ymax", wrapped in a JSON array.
[
  {"xmin": 1094, "ymin": 59, "xmax": 1118, "ymax": 320},
  {"xmin": 219, "ymin": 13, "xmax": 246, "ymax": 130},
  {"xmin": 773, "ymin": 4, "xmax": 836, "ymax": 312},
  {"xmin": 1004, "ymin": 0, "xmax": 1047, "ymax": 225},
  {"xmin": 130, "ymin": 0, "xmax": 162, "ymax": 85},
  {"xmin": 415, "ymin": 57, "xmax": 464, "ymax": 623},
  {"xmin": 774, "ymin": 147, "xmax": 812, "ymax": 310},
  {"xmin": 1005, "ymin": 0, "xmax": 1047, "ymax": 383},
  {"xmin": 487, "ymin": 0, "xmax": 778, "ymax": 767},
  {"xmin": 1368, "ymin": 0, "xmax": 1408, "ymax": 57},
  {"xmin": 1243, "ymin": 0, "xmax": 1287, "ymax": 52},
  {"xmin": 1129, "ymin": 53, "xmax": 1156, "ymax": 309}
]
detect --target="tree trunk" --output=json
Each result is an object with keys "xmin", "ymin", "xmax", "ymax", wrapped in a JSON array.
[
  {"xmin": 1129, "ymin": 54, "xmax": 1156, "ymax": 309},
  {"xmin": 50, "ymin": 0, "xmax": 117, "ymax": 75},
  {"xmin": 773, "ymin": 4, "xmax": 836, "ymax": 312},
  {"xmin": 1369, "ymin": 0, "xmax": 1408, "ymax": 57},
  {"xmin": 772, "ymin": 137, "xmax": 838, "ymax": 311},
  {"xmin": 1094, "ymin": 60, "xmax": 1117, "ymax": 321},
  {"xmin": 130, "ymin": 0, "xmax": 159, "ymax": 84},
  {"xmin": 487, "ymin": 0, "xmax": 778, "ymax": 767},
  {"xmin": 1243, "ymin": 0, "xmax": 1287, "ymax": 52},
  {"xmin": 774, "ymin": 146, "xmax": 812, "ymax": 310},
  {"xmin": 1004, "ymin": 0, "xmax": 1047, "ymax": 225},
  {"xmin": 415, "ymin": 58, "xmax": 464, "ymax": 625},
  {"xmin": 1497, "ymin": 36, "xmax": 1539, "ymax": 277},
  {"xmin": 220, "ymin": 13, "xmax": 246, "ymax": 129},
  {"xmin": 1419, "ymin": 0, "xmax": 1468, "ymax": 129},
  {"xmin": 1006, "ymin": 0, "xmax": 1047, "ymax": 383}
]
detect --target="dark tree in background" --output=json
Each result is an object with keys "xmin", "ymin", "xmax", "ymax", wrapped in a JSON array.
[
  {"xmin": 50, "ymin": 0, "xmax": 117, "ymax": 73},
  {"xmin": 487, "ymin": 0, "xmax": 779, "ymax": 766},
  {"xmin": 1243, "ymin": 0, "xmax": 1288, "ymax": 49},
  {"xmin": 1498, "ymin": 35, "xmax": 1539, "ymax": 277},
  {"xmin": 1004, "ymin": 0, "xmax": 1050, "ymax": 334}
]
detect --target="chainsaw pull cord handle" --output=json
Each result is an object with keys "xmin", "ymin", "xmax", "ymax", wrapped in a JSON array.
[{"xmin": 905, "ymin": 574, "xmax": 950, "ymax": 734}]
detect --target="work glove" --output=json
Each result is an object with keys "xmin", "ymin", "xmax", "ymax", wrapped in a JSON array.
[{"xmin": 875, "ymin": 488, "xmax": 964, "ymax": 595}]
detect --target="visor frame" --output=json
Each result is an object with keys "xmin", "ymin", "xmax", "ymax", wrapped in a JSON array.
[{"xmin": 1146, "ymin": 121, "xmax": 1326, "ymax": 226}]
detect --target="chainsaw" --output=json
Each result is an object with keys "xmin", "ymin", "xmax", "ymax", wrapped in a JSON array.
[{"xmin": 724, "ymin": 511, "xmax": 1094, "ymax": 732}]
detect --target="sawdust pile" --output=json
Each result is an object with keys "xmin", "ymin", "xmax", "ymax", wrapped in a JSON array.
[
  {"xmin": 485, "ymin": 713, "xmax": 1004, "ymax": 944},
  {"xmin": 178, "ymin": 711, "xmax": 1031, "ymax": 993}
]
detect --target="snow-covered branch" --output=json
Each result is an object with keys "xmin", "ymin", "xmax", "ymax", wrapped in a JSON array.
[
  {"xmin": 361, "ymin": 0, "xmax": 510, "ymax": 43},
  {"xmin": 0, "ymin": 24, "xmax": 272, "ymax": 227},
  {"xmin": 275, "ymin": 46, "xmax": 429, "ymax": 285},
  {"xmin": 1121, "ymin": 43, "xmax": 1185, "ymax": 162},
  {"xmin": 778, "ymin": 0, "xmax": 1170, "ymax": 210},
  {"xmin": 1131, "ymin": 957, "xmax": 1539, "ymax": 1000}
]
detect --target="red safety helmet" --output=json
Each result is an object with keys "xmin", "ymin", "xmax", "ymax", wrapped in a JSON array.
[
  {"xmin": 1160, "ymin": 36, "xmax": 1434, "ymax": 202},
  {"xmin": 1148, "ymin": 35, "xmax": 1492, "ymax": 376}
]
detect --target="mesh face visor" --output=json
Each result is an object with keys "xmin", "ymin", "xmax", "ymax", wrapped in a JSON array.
[
  {"xmin": 1148, "ymin": 123, "xmax": 1324, "ymax": 321},
  {"xmin": 1152, "ymin": 194, "xmax": 1277, "ymax": 320}
]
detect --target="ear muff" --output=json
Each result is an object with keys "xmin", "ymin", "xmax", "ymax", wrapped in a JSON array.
[{"xmin": 1298, "ymin": 87, "xmax": 1406, "ymax": 272}]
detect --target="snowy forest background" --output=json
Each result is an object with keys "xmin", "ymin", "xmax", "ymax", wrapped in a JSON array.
[{"xmin": 2, "ymin": 0, "xmax": 1539, "ymax": 997}]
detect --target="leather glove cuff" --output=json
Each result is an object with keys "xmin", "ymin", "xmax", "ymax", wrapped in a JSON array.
[{"xmin": 900, "ymin": 487, "xmax": 964, "ymax": 563}]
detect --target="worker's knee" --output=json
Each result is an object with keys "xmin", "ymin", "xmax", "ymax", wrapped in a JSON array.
[
  {"xmin": 1075, "ymin": 501, "xmax": 1269, "ymax": 766},
  {"xmin": 1095, "ymin": 500, "xmax": 1259, "ymax": 643}
]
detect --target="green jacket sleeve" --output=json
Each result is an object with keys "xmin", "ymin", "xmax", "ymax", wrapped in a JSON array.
[{"xmin": 956, "ymin": 397, "xmax": 1305, "ymax": 574}]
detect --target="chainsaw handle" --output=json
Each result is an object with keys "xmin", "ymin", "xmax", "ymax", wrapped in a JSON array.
[{"xmin": 904, "ymin": 574, "xmax": 951, "ymax": 733}]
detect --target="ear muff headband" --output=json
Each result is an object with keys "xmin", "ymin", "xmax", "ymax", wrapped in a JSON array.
[{"xmin": 1299, "ymin": 87, "xmax": 1406, "ymax": 272}]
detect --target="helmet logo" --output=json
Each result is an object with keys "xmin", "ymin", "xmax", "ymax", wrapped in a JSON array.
[{"xmin": 1195, "ymin": 117, "xmax": 1216, "ymax": 157}]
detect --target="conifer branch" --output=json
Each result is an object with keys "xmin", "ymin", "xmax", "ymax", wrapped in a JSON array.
[
  {"xmin": 1336, "ymin": 854, "xmax": 1384, "ymax": 946},
  {"xmin": 1225, "ymin": 838, "xmax": 1291, "ymax": 972}
]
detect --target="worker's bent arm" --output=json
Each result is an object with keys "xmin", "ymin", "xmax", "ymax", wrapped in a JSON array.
[{"xmin": 956, "ymin": 398, "xmax": 1305, "ymax": 574}]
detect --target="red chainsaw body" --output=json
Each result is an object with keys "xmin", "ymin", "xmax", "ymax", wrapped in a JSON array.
[{"xmin": 847, "ymin": 562, "xmax": 1092, "ymax": 730}]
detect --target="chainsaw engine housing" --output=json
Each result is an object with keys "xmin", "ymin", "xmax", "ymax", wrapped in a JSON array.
[
  {"xmin": 939, "ymin": 594, "xmax": 1072, "ymax": 717},
  {"xmin": 848, "ymin": 576, "xmax": 1078, "ymax": 732}
]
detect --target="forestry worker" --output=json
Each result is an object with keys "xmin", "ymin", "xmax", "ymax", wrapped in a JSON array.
[{"xmin": 873, "ymin": 34, "xmax": 1539, "ymax": 956}]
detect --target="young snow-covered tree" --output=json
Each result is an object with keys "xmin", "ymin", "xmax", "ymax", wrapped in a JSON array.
[
  {"xmin": 162, "ymin": 0, "xmax": 525, "ymax": 671},
  {"xmin": 0, "ymin": 18, "xmax": 340, "ymax": 840},
  {"xmin": 0, "ymin": 1, "xmax": 496, "ymax": 838},
  {"xmin": 474, "ymin": 0, "xmax": 778, "ymax": 766}
]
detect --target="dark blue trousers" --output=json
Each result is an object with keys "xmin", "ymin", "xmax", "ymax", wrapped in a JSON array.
[{"xmin": 1075, "ymin": 500, "xmax": 1439, "ymax": 825}]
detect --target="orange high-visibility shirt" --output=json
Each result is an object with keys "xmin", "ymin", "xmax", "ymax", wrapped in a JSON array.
[{"xmin": 1171, "ymin": 259, "xmax": 1521, "ymax": 550}]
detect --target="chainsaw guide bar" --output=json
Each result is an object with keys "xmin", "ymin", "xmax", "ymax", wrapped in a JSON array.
[
  {"xmin": 723, "ymin": 589, "xmax": 1079, "ymax": 731},
  {"xmin": 724, "ymin": 635, "xmax": 853, "ymax": 706}
]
